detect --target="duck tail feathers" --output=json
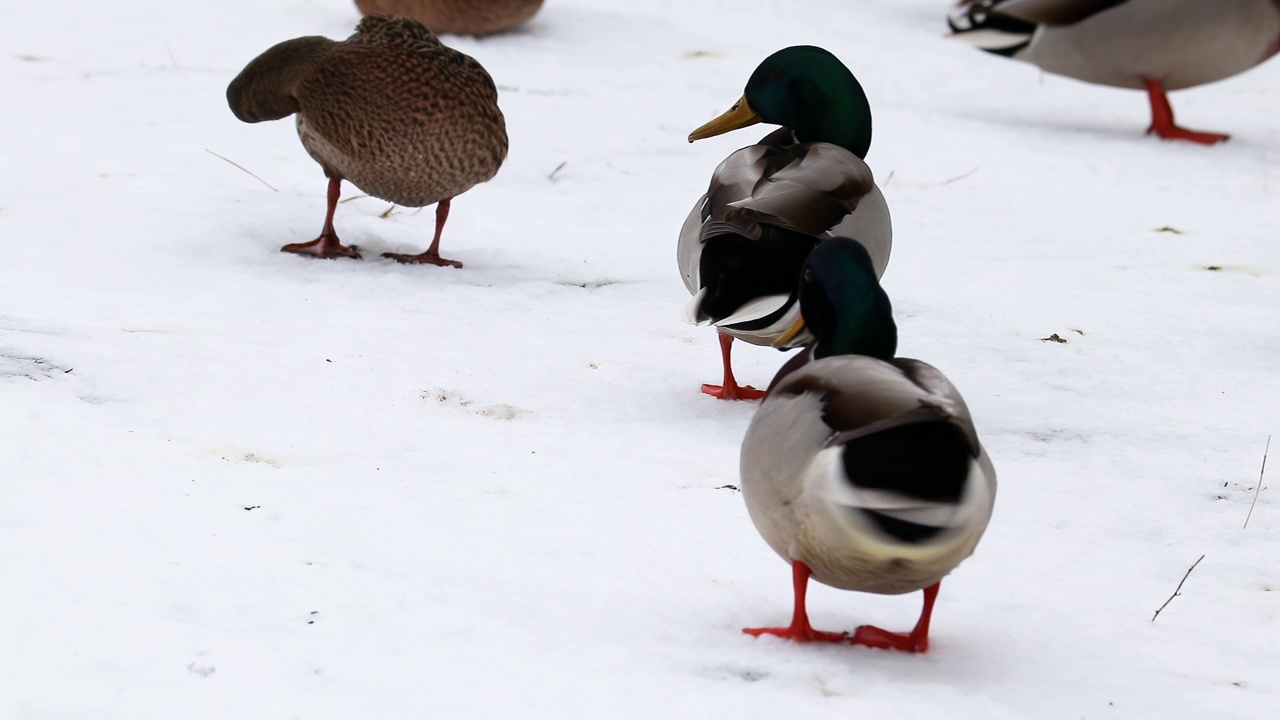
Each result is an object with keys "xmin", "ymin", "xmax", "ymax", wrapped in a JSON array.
[{"xmin": 947, "ymin": 1, "xmax": 1034, "ymax": 58}]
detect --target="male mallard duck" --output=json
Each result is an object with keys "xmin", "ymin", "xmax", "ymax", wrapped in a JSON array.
[
  {"xmin": 949, "ymin": 0, "xmax": 1280, "ymax": 144},
  {"xmin": 227, "ymin": 15, "xmax": 508, "ymax": 266},
  {"xmin": 680, "ymin": 46, "xmax": 892, "ymax": 400},
  {"xmin": 354, "ymin": 0, "xmax": 544, "ymax": 37},
  {"xmin": 739, "ymin": 237, "xmax": 995, "ymax": 652}
]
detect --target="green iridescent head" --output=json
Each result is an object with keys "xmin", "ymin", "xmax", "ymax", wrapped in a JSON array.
[
  {"xmin": 689, "ymin": 46, "xmax": 873, "ymax": 158},
  {"xmin": 799, "ymin": 237, "xmax": 896, "ymax": 360}
]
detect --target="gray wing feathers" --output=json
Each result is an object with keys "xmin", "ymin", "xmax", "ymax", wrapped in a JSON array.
[
  {"xmin": 830, "ymin": 184, "xmax": 892, "ymax": 279},
  {"xmin": 994, "ymin": 0, "xmax": 1128, "ymax": 26},
  {"xmin": 677, "ymin": 139, "xmax": 891, "ymax": 289},
  {"xmin": 772, "ymin": 357, "xmax": 979, "ymax": 453},
  {"xmin": 728, "ymin": 143, "xmax": 875, "ymax": 236},
  {"xmin": 676, "ymin": 198, "xmax": 704, "ymax": 293},
  {"xmin": 741, "ymin": 390, "xmax": 832, "ymax": 506}
]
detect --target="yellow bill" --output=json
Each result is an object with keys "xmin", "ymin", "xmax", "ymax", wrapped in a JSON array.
[
  {"xmin": 774, "ymin": 315, "xmax": 808, "ymax": 347},
  {"xmin": 689, "ymin": 96, "xmax": 761, "ymax": 142}
]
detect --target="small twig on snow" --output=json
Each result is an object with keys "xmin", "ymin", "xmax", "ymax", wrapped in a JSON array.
[
  {"xmin": 548, "ymin": 161, "xmax": 567, "ymax": 182},
  {"xmin": 1151, "ymin": 554, "xmax": 1205, "ymax": 622},
  {"xmin": 1243, "ymin": 435, "xmax": 1270, "ymax": 530},
  {"xmin": 205, "ymin": 149, "xmax": 277, "ymax": 192},
  {"xmin": 940, "ymin": 167, "xmax": 980, "ymax": 186}
]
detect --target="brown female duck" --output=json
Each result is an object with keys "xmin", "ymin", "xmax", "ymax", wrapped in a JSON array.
[
  {"xmin": 227, "ymin": 15, "xmax": 508, "ymax": 266},
  {"xmin": 354, "ymin": 0, "xmax": 544, "ymax": 37}
]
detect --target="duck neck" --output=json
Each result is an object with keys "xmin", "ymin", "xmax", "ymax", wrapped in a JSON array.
[
  {"xmin": 789, "ymin": 85, "xmax": 873, "ymax": 159},
  {"xmin": 812, "ymin": 287, "xmax": 897, "ymax": 361}
]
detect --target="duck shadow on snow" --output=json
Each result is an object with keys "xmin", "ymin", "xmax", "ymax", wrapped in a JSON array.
[{"xmin": 700, "ymin": 631, "xmax": 1009, "ymax": 693}]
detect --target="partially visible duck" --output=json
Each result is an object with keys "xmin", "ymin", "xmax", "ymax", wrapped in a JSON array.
[
  {"xmin": 227, "ymin": 15, "xmax": 508, "ymax": 265},
  {"xmin": 354, "ymin": 0, "xmax": 544, "ymax": 36},
  {"xmin": 949, "ymin": 0, "xmax": 1280, "ymax": 144},
  {"xmin": 739, "ymin": 237, "xmax": 995, "ymax": 652},
  {"xmin": 681, "ymin": 46, "xmax": 892, "ymax": 400}
]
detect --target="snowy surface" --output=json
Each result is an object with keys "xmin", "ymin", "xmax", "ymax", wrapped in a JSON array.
[{"xmin": 3, "ymin": 0, "xmax": 1279, "ymax": 717}]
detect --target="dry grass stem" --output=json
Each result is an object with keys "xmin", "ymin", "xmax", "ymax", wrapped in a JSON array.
[
  {"xmin": 205, "ymin": 149, "xmax": 277, "ymax": 192},
  {"xmin": 1243, "ymin": 435, "xmax": 1270, "ymax": 530}
]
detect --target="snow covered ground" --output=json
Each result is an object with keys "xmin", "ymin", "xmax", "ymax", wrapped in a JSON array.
[{"xmin": 2, "ymin": 0, "xmax": 1278, "ymax": 717}]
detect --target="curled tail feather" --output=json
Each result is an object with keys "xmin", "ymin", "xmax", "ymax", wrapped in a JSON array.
[{"xmin": 947, "ymin": 0, "xmax": 1035, "ymax": 58}]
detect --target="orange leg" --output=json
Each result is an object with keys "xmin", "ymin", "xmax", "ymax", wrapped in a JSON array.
[
  {"xmin": 281, "ymin": 176, "xmax": 361, "ymax": 259},
  {"xmin": 850, "ymin": 582, "xmax": 940, "ymax": 653},
  {"xmin": 383, "ymin": 198, "xmax": 464, "ymax": 268},
  {"xmin": 744, "ymin": 561, "xmax": 849, "ymax": 644},
  {"xmin": 1143, "ymin": 79, "xmax": 1229, "ymax": 145},
  {"xmin": 701, "ymin": 333, "xmax": 766, "ymax": 401}
]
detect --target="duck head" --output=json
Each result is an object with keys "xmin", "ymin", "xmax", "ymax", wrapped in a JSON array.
[
  {"xmin": 797, "ymin": 237, "xmax": 897, "ymax": 360},
  {"xmin": 688, "ymin": 46, "xmax": 873, "ymax": 158}
]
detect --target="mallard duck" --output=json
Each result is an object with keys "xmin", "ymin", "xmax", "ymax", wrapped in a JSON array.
[
  {"xmin": 354, "ymin": 0, "xmax": 544, "ymax": 37},
  {"xmin": 739, "ymin": 237, "xmax": 995, "ymax": 652},
  {"xmin": 680, "ymin": 46, "xmax": 892, "ymax": 400},
  {"xmin": 227, "ymin": 15, "xmax": 508, "ymax": 265},
  {"xmin": 949, "ymin": 0, "xmax": 1280, "ymax": 144}
]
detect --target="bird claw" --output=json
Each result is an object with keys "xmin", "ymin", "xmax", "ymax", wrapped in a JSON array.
[
  {"xmin": 1145, "ymin": 124, "xmax": 1230, "ymax": 145},
  {"xmin": 850, "ymin": 624, "xmax": 929, "ymax": 653},
  {"xmin": 744, "ymin": 625, "xmax": 849, "ymax": 644},
  {"xmin": 701, "ymin": 383, "xmax": 767, "ymax": 401},
  {"xmin": 281, "ymin": 237, "xmax": 361, "ymax": 260},
  {"xmin": 382, "ymin": 251, "xmax": 463, "ymax": 268}
]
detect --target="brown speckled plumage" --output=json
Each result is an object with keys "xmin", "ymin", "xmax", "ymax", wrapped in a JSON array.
[
  {"xmin": 227, "ymin": 16, "xmax": 508, "ymax": 264},
  {"xmin": 354, "ymin": 0, "xmax": 544, "ymax": 36}
]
